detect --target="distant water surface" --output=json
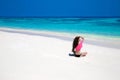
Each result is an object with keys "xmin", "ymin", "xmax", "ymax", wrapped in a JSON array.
[{"xmin": 0, "ymin": 18, "xmax": 120, "ymax": 39}]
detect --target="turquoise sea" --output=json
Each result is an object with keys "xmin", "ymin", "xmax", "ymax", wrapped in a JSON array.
[
  {"xmin": 0, "ymin": 18, "xmax": 120, "ymax": 37},
  {"xmin": 0, "ymin": 18, "xmax": 120, "ymax": 48}
]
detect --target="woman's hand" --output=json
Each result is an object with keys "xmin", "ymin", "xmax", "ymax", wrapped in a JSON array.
[{"xmin": 80, "ymin": 36, "xmax": 84, "ymax": 40}]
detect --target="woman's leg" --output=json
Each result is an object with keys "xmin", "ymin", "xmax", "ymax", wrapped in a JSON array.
[
  {"xmin": 75, "ymin": 51, "xmax": 81, "ymax": 55},
  {"xmin": 75, "ymin": 51, "xmax": 87, "ymax": 57},
  {"xmin": 80, "ymin": 52, "xmax": 87, "ymax": 57},
  {"xmin": 75, "ymin": 51, "xmax": 87, "ymax": 56}
]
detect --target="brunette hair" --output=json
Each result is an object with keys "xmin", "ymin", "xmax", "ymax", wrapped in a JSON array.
[{"xmin": 72, "ymin": 36, "xmax": 80, "ymax": 53}]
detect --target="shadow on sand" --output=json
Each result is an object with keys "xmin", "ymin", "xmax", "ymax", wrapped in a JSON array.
[{"xmin": 68, "ymin": 53, "xmax": 75, "ymax": 57}]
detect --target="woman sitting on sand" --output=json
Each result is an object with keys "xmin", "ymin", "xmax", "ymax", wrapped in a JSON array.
[{"xmin": 72, "ymin": 36, "xmax": 87, "ymax": 57}]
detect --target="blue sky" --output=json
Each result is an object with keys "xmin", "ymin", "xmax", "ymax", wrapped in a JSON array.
[{"xmin": 0, "ymin": 0, "xmax": 120, "ymax": 17}]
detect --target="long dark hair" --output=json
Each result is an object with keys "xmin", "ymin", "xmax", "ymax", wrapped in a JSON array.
[{"xmin": 72, "ymin": 36, "xmax": 80, "ymax": 53}]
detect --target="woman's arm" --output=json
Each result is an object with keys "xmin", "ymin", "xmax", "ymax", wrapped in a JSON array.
[{"xmin": 80, "ymin": 36, "xmax": 84, "ymax": 40}]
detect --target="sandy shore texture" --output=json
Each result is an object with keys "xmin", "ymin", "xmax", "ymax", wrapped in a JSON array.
[{"xmin": 0, "ymin": 28, "xmax": 120, "ymax": 80}]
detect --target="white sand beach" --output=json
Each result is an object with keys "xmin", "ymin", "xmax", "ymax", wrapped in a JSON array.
[{"xmin": 0, "ymin": 28, "xmax": 120, "ymax": 80}]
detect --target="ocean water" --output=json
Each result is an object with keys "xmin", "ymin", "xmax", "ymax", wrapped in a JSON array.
[{"xmin": 0, "ymin": 18, "xmax": 120, "ymax": 40}]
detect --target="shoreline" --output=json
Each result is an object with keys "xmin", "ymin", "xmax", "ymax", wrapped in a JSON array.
[{"xmin": 0, "ymin": 27, "xmax": 120, "ymax": 49}]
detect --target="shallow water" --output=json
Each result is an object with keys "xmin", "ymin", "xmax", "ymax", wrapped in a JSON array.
[
  {"xmin": 0, "ymin": 18, "xmax": 120, "ymax": 37},
  {"xmin": 0, "ymin": 17, "xmax": 120, "ymax": 48}
]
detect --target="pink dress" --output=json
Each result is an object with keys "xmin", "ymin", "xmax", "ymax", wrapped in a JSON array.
[{"xmin": 75, "ymin": 40, "xmax": 83, "ymax": 52}]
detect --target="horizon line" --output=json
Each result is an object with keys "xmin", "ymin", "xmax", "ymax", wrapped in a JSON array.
[{"xmin": 0, "ymin": 16, "xmax": 120, "ymax": 18}]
